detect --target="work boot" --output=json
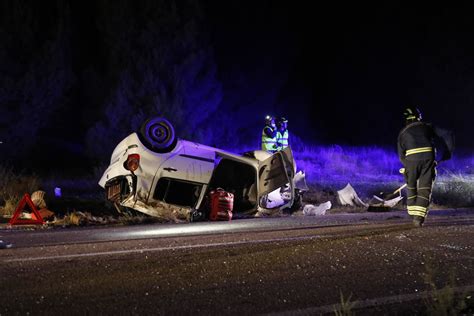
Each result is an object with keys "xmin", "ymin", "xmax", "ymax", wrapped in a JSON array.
[{"xmin": 412, "ymin": 215, "xmax": 425, "ymax": 228}]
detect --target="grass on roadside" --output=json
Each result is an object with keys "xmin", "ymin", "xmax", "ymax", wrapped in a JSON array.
[
  {"xmin": 423, "ymin": 257, "xmax": 471, "ymax": 315},
  {"xmin": 333, "ymin": 291, "xmax": 356, "ymax": 316},
  {"xmin": 0, "ymin": 165, "xmax": 41, "ymax": 217}
]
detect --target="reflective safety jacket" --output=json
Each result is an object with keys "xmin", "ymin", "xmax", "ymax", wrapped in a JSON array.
[
  {"xmin": 261, "ymin": 126, "xmax": 278, "ymax": 152},
  {"xmin": 276, "ymin": 129, "xmax": 289, "ymax": 151},
  {"xmin": 397, "ymin": 121, "xmax": 435, "ymax": 164}
]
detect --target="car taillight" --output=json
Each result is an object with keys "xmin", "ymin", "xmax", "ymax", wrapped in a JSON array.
[{"xmin": 126, "ymin": 154, "xmax": 140, "ymax": 172}]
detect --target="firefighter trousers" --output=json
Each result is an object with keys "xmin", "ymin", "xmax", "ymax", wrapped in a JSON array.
[{"xmin": 404, "ymin": 159, "xmax": 437, "ymax": 218}]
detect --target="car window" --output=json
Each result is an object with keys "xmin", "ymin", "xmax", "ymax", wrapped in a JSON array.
[{"xmin": 153, "ymin": 178, "xmax": 202, "ymax": 207}]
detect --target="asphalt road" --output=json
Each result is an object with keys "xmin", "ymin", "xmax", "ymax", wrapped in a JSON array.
[{"xmin": 1, "ymin": 209, "xmax": 473, "ymax": 315}]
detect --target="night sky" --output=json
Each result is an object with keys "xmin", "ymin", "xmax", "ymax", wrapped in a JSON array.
[
  {"xmin": 1, "ymin": 1, "xmax": 473, "ymax": 171},
  {"xmin": 205, "ymin": 1, "xmax": 473, "ymax": 148}
]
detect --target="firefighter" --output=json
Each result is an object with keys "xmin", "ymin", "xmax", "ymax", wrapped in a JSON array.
[
  {"xmin": 397, "ymin": 106, "xmax": 437, "ymax": 227},
  {"xmin": 276, "ymin": 116, "xmax": 289, "ymax": 151},
  {"xmin": 261, "ymin": 115, "xmax": 278, "ymax": 153}
]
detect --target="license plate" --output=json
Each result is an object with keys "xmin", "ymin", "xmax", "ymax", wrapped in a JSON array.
[{"xmin": 107, "ymin": 183, "xmax": 121, "ymax": 201}]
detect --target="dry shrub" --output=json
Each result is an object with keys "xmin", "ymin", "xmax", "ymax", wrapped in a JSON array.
[
  {"xmin": 0, "ymin": 166, "xmax": 40, "ymax": 197},
  {"xmin": 1, "ymin": 196, "xmax": 21, "ymax": 216},
  {"xmin": 0, "ymin": 165, "xmax": 41, "ymax": 216}
]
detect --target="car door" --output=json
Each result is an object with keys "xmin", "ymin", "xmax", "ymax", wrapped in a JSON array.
[
  {"xmin": 157, "ymin": 143, "xmax": 216, "ymax": 184},
  {"xmin": 279, "ymin": 146, "xmax": 297, "ymax": 176},
  {"xmin": 257, "ymin": 150, "xmax": 295, "ymax": 208}
]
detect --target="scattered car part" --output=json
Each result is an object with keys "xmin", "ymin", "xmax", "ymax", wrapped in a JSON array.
[
  {"xmin": 337, "ymin": 183, "xmax": 368, "ymax": 207},
  {"xmin": 375, "ymin": 183, "xmax": 407, "ymax": 201},
  {"xmin": 303, "ymin": 201, "xmax": 332, "ymax": 216},
  {"xmin": 367, "ymin": 168, "xmax": 407, "ymax": 212},
  {"xmin": 0, "ymin": 240, "xmax": 12, "ymax": 249},
  {"xmin": 367, "ymin": 196, "xmax": 404, "ymax": 212}
]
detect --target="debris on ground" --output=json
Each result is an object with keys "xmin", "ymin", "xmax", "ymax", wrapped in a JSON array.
[
  {"xmin": 263, "ymin": 189, "xmax": 286, "ymax": 209},
  {"xmin": 0, "ymin": 240, "xmax": 13, "ymax": 249},
  {"xmin": 367, "ymin": 183, "xmax": 406, "ymax": 212},
  {"xmin": 120, "ymin": 197, "xmax": 191, "ymax": 223},
  {"xmin": 337, "ymin": 183, "xmax": 368, "ymax": 207},
  {"xmin": 303, "ymin": 201, "xmax": 332, "ymax": 216},
  {"xmin": 53, "ymin": 211, "xmax": 117, "ymax": 226},
  {"xmin": 367, "ymin": 195, "xmax": 404, "ymax": 212},
  {"xmin": 39, "ymin": 208, "xmax": 55, "ymax": 221},
  {"xmin": 31, "ymin": 190, "xmax": 47, "ymax": 209},
  {"xmin": 255, "ymin": 209, "xmax": 283, "ymax": 217}
]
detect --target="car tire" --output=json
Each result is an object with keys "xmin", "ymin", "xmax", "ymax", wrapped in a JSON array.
[{"xmin": 138, "ymin": 117, "xmax": 177, "ymax": 153}]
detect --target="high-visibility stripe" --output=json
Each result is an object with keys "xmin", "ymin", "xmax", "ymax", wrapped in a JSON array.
[
  {"xmin": 407, "ymin": 205, "xmax": 427, "ymax": 212},
  {"xmin": 262, "ymin": 127, "xmax": 277, "ymax": 151},
  {"xmin": 407, "ymin": 205, "xmax": 428, "ymax": 217},
  {"xmin": 407, "ymin": 195, "xmax": 417, "ymax": 200},
  {"xmin": 276, "ymin": 130, "xmax": 289, "ymax": 151},
  {"xmin": 405, "ymin": 147, "xmax": 433, "ymax": 156},
  {"xmin": 418, "ymin": 187, "xmax": 432, "ymax": 190},
  {"xmin": 408, "ymin": 205, "xmax": 427, "ymax": 211},
  {"xmin": 418, "ymin": 196, "xmax": 430, "ymax": 201},
  {"xmin": 408, "ymin": 210, "xmax": 426, "ymax": 217},
  {"xmin": 407, "ymin": 207, "xmax": 428, "ymax": 217},
  {"xmin": 408, "ymin": 209, "xmax": 425, "ymax": 215}
]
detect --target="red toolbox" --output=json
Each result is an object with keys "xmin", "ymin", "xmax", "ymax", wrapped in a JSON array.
[{"xmin": 209, "ymin": 188, "xmax": 234, "ymax": 221}]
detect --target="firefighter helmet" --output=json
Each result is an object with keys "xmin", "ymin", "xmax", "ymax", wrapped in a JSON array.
[
  {"xmin": 278, "ymin": 116, "xmax": 288, "ymax": 124},
  {"xmin": 265, "ymin": 115, "xmax": 274, "ymax": 125},
  {"xmin": 403, "ymin": 106, "xmax": 422, "ymax": 121}
]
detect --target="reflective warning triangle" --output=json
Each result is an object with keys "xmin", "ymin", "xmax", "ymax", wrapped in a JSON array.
[{"xmin": 9, "ymin": 193, "xmax": 44, "ymax": 225}]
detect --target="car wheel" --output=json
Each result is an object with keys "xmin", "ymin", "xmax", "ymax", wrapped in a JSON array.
[{"xmin": 138, "ymin": 117, "xmax": 177, "ymax": 153}]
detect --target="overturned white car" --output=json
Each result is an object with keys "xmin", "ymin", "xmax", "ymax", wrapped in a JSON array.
[{"xmin": 99, "ymin": 117, "xmax": 307, "ymax": 219}]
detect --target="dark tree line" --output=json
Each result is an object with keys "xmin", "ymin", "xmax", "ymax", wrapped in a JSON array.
[
  {"xmin": 0, "ymin": 1, "xmax": 226, "ymax": 167},
  {"xmin": 0, "ymin": 1, "xmax": 74, "ymax": 160},
  {"xmin": 85, "ymin": 0, "xmax": 223, "ymax": 160},
  {"xmin": 0, "ymin": 0, "xmax": 304, "ymax": 170}
]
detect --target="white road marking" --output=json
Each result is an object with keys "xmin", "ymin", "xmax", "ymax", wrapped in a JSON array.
[{"xmin": 3, "ymin": 235, "xmax": 322, "ymax": 263}]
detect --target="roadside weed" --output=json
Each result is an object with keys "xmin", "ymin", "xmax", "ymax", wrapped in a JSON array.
[
  {"xmin": 0, "ymin": 165, "xmax": 41, "ymax": 216},
  {"xmin": 423, "ymin": 259, "xmax": 469, "ymax": 315},
  {"xmin": 0, "ymin": 195, "xmax": 20, "ymax": 216},
  {"xmin": 333, "ymin": 291, "xmax": 355, "ymax": 316}
]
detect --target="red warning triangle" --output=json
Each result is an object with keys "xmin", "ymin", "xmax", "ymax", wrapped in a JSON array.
[{"xmin": 9, "ymin": 193, "xmax": 44, "ymax": 225}]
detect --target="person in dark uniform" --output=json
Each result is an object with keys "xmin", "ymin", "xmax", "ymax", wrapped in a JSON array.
[{"xmin": 397, "ymin": 106, "xmax": 437, "ymax": 227}]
